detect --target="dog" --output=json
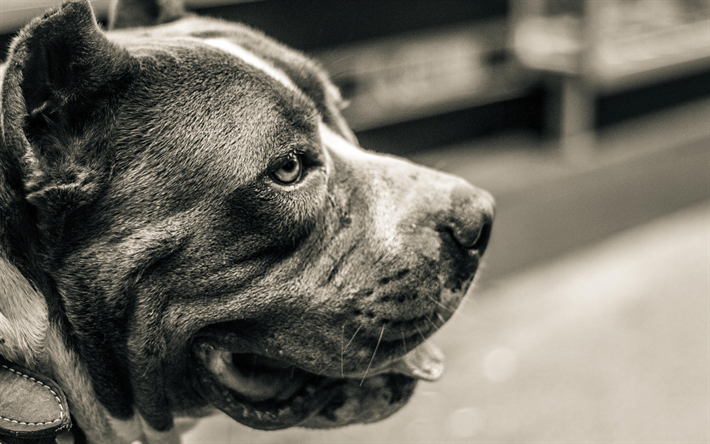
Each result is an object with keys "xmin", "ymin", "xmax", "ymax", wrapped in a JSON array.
[{"xmin": 0, "ymin": 1, "xmax": 495, "ymax": 442}]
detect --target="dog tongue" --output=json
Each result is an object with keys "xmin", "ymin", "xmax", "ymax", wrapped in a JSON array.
[{"xmin": 386, "ymin": 342, "xmax": 445, "ymax": 381}]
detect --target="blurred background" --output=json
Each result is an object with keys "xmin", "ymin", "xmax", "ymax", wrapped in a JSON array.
[{"xmin": 2, "ymin": 0, "xmax": 708, "ymax": 441}]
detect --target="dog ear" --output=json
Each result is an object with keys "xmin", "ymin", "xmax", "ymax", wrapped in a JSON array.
[
  {"xmin": 1, "ymin": 0, "xmax": 136, "ymax": 242},
  {"xmin": 6, "ymin": 0, "xmax": 134, "ymax": 133},
  {"xmin": 109, "ymin": 0, "xmax": 186, "ymax": 29}
]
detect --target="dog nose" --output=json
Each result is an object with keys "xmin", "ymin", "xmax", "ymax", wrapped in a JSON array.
[{"xmin": 448, "ymin": 184, "xmax": 495, "ymax": 254}]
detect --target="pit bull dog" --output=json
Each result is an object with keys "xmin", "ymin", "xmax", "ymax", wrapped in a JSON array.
[{"xmin": 0, "ymin": 1, "xmax": 495, "ymax": 442}]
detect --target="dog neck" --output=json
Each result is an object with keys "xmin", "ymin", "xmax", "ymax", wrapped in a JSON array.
[
  {"xmin": 0, "ymin": 256, "xmax": 48, "ymax": 370},
  {"xmin": 0, "ymin": 258, "xmax": 155, "ymax": 443}
]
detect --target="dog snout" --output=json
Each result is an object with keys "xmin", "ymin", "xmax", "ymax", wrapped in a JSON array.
[{"xmin": 447, "ymin": 184, "xmax": 495, "ymax": 255}]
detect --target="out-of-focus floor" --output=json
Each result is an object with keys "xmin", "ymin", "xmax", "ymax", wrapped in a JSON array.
[{"xmin": 183, "ymin": 99, "xmax": 710, "ymax": 443}]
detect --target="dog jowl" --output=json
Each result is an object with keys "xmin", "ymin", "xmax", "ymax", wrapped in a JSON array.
[{"xmin": 0, "ymin": 0, "xmax": 494, "ymax": 442}]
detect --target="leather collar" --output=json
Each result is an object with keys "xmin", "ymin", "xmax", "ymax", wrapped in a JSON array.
[{"xmin": 0, "ymin": 357, "xmax": 71, "ymax": 444}]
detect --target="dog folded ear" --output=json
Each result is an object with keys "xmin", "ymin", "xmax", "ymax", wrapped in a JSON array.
[
  {"xmin": 1, "ymin": 0, "xmax": 137, "ymax": 246},
  {"xmin": 5, "ymin": 0, "xmax": 134, "ymax": 133},
  {"xmin": 109, "ymin": 0, "xmax": 187, "ymax": 30}
]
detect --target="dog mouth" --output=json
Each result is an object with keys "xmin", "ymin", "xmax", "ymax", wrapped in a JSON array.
[{"xmin": 192, "ymin": 337, "xmax": 444, "ymax": 430}]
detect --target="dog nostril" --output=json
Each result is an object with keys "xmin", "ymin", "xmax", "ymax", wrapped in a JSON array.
[
  {"xmin": 470, "ymin": 220, "xmax": 492, "ymax": 253},
  {"xmin": 449, "ymin": 185, "xmax": 495, "ymax": 253},
  {"xmin": 450, "ymin": 218, "xmax": 492, "ymax": 253}
]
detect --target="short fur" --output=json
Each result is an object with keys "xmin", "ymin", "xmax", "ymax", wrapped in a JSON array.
[{"xmin": 0, "ymin": 1, "xmax": 494, "ymax": 442}]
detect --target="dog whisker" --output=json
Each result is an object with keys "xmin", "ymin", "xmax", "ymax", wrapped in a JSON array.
[
  {"xmin": 401, "ymin": 330, "xmax": 408, "ymax": 355},
  {"xmin": 343, "ymin": 324, "xmax": 362, "ymax": 353},
  {"xmin": 426, "ymin": 293, "xmax": 473, "ymax": 320},
  {"xmin": 424, "ymin": 314, "xmax": 440, "ymax": 331},
  {"xmin": 424, "ymin": 294, "xmax": 455, "ymax": 314},
  {"xmin": 415, "ymin": 325, "xmax": 436, "ymax": 355},
  {"xmin": 340, "ymin": 323, "xmax": 363, "ymax": 377},
  {"xmin": 360, "ymin": 324, "xmax": 385, "ymax": 386}
]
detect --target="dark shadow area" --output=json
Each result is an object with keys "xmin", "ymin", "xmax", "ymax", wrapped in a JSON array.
[
  {"xmin": 199, "ymin": 0, "xmax": 508, "ymax": 51},
  {"xmin": 596, "ymin": 69, "xmax": 710, "ymax": 128},
  {"xmin": 356, "ymin": 88, "xmax": 547, "ymax": 155}
]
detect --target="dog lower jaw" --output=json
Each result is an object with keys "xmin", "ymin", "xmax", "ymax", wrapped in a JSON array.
[
  {"xmin": 299, "ymin": 373, "xmax": 417, "ymax": 428},
  {"xmin": 193, "ymin": 341, "xmax": 343, "ymax": 430},
  {"xmin": 191, "ymin": 338, "xmax": 441, "ymax": 430}
]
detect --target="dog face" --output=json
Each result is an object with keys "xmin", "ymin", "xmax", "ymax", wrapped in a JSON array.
[{"xmin": 0, "ymin": 0, "xmax": 493, "ymax": 440}]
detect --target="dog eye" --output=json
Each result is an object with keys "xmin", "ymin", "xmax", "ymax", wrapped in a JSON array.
[{"xmin": 271, "ymin": 153, "xmax": 303, "ymax": 185}]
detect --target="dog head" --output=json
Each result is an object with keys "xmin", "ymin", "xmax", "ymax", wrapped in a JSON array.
[{"xmin": 0, "ymin": 0, "xmax": 494, "ymax": 440}]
